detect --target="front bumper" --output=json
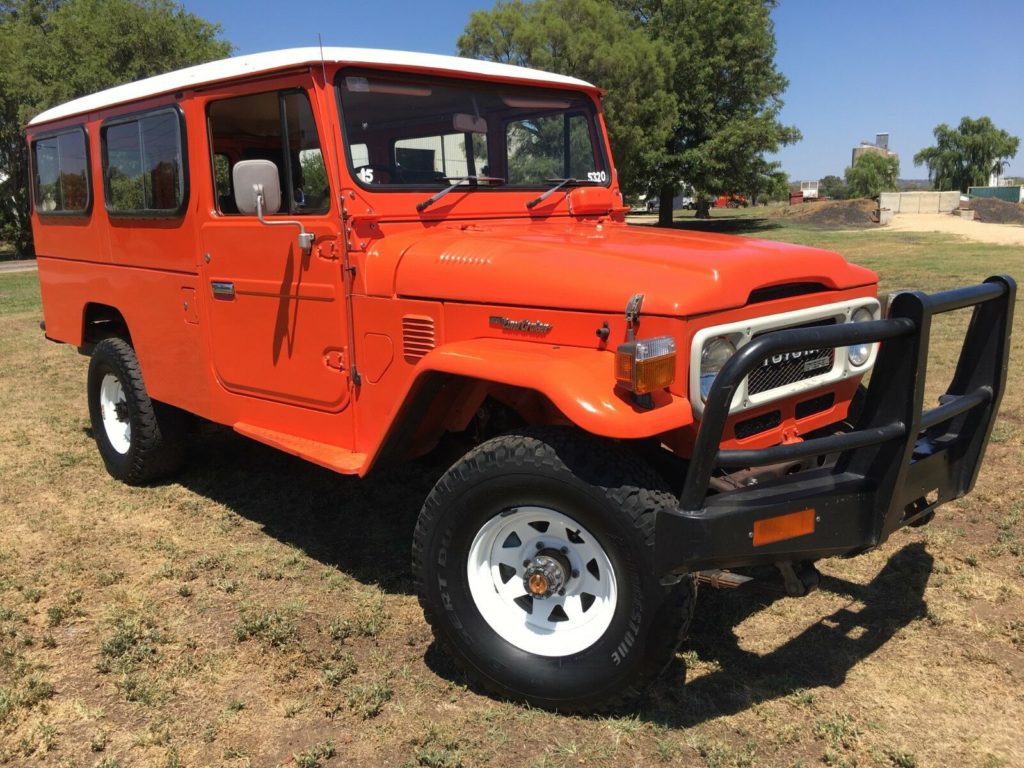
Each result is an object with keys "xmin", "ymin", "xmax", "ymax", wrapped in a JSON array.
[{"xmin": 655, "ymin": 276, "xmax": 1016, "ymax": 575}]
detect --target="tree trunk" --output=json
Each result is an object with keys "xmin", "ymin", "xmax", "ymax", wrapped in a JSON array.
[
  {"xmin": 657, "ymin": 185, "xmax": 674, "ymax": 227},
  {"xmin": 695, "ymin": 197, "xmax": 712, "ymax": 219}
]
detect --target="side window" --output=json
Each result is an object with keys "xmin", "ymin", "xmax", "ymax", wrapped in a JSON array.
[
  {"xmin": 101, "ymin": 109, "xmax": 186, "ymax": 215},
  {"xmin": 32, "ymin": 128, "xmax": 90, "ymax": 214},
  {"xmin": 208, "ymin": 89, "xmax": 329, "ymax": 215}
]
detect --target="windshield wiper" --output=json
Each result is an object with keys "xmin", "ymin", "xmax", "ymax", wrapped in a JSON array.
[
  {"xmin": 525, "ymin": 178, "xmax": 596, "ymax": 210},
  {"xmin": 416, "ymin": 175, "xmax": 505, "ymax": 212}
]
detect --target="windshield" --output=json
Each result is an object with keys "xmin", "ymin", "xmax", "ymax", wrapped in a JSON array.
[{"xmin": 336, "ymin": 69, "xmax": 609, "ymax": 190}]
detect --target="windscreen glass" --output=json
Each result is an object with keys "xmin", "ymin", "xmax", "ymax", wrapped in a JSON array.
[{"xmin": 337, "ymin": 69, "xmax": 608, "ymax": 190}]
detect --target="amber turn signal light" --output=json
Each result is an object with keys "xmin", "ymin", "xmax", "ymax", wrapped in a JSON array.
[{"xmin": 615, "ymin": 336, "xmax": 677, "ymax": 394}]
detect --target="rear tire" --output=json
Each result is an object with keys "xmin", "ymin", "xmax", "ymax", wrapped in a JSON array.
[
  {"xmin": 87, "ymin": 337, "xmax": 186, "ymax": 485},
  {"xmin": 412, "ymin": 427, "xmax": 697, "ymax": 711}
]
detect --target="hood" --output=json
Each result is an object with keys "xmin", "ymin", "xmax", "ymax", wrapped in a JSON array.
[{"xmin": 371, "ymin": 220, "xmax": 877, "ymax": 316}]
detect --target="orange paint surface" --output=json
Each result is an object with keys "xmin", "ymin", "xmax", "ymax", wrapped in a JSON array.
[{"xmin": 28, "ymin": 53, "xmax": 876, "ymax": 476}]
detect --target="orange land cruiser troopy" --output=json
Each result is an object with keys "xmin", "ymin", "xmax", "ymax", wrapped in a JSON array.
[{"xmin": 27, "ymin": 48, "xmax": 1014, "ymax": 710}]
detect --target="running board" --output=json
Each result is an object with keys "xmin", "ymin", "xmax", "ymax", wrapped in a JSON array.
[{"xmin": 233, "ymin": 423, "xmax": 366, "ymax": 475}]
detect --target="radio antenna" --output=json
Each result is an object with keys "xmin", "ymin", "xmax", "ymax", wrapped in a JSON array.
[{"xmin": 318, "ymin": 33, "xmax": 328, "ymax": 84}]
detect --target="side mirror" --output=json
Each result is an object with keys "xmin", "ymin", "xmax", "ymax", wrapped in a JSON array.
[
  {"xmin": 232, "ymin": 159, "xmax": 281, "ymax": 215},
  {"xmin": 230, "ymin": 159, "xmax": 314, "ymax": 255}
]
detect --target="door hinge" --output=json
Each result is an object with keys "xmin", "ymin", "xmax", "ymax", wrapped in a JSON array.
[{"xmin": 323, "ymin": 349, "xmax": 346, "ymax": 372}]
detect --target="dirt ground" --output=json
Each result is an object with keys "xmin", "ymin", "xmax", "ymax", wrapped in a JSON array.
[
  {"xmin": 782, "ymin": 199, "xmax": 879, "ymax": 229},
  {"xmin": 885, "ymin": 213, "xmax": 1024, "ymax": 246}
]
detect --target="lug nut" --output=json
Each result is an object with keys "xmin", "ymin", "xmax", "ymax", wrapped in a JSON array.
[
  {"xmin": 523, "ymin": 560, "xmax": 531, "ymax": 567},
  {"xmin": 571, "ymin": 569, "xmax": 579, "ymax": 578},
  {"xmin": 560, "ymin": 546, "xmax": 568, "ymax": 554},
  {"xmin": 558, "ymin": 589, "xmax": 565, "ymax": 596},
  {"xmin": 536, "ymin": 542, "xmax": 544, "ymax": 550}
]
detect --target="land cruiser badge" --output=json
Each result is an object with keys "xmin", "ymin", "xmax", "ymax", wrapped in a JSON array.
[{"xmin": 489, "ymin": 316, "xmax": 553, "ymax": 335}]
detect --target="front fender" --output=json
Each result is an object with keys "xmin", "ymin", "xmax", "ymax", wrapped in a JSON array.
[{"xmin": 417, "ymin": 338, "xmax": 694, "ymax": 439}]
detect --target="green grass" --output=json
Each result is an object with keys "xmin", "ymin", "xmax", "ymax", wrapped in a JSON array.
[{"xmin": 0, "ymin": 272, "xmax": 41, "ymax": 316}]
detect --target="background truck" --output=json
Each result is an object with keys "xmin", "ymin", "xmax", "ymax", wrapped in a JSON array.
[{"xmin": 27, "ymin": 48, "xmax": 1014, "ymax": 711}]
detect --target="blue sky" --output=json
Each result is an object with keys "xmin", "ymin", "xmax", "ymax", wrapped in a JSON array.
[{"xmin": 182, "ymin": 0, "xmax": 1024, "ymax": 182}]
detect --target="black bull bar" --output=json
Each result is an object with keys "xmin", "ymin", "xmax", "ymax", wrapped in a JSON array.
[{"xmin": 654, "ymin": 276, "xmax": 1016, "ymax": 575}]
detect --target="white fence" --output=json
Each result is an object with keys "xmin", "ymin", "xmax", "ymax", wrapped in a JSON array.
[{"xmin": 878, "ymin": 191, "xmax": 960, "ymax": 214}]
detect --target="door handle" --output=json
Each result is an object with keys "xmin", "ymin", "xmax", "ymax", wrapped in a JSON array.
[{"xmin": 211, "ymin": 281, "xmax": 235, "ymax": 299}]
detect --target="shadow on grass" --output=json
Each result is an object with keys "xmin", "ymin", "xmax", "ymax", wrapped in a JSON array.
[
  {"xmin": 167, "ymin": 427, "xmax": 930, "ymax": 723},
  {"xmin": 631, "ymin": 215, "xmax": 785, "ymax": 236},
  {"xmin": 640, "ymin": 542, "xmax": 932, "ymax": 726},
  {"xmin": 168, "ymin": 427, "xmax": 460, "ymax": 595}
]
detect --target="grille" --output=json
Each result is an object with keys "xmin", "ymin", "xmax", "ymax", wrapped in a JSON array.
[
  {"xmin": 402, "ymin": 315, "xmax": 435, "ymax": 362},
  {"xmin": 735, "ymin": 410, "xmax": 782, "ymax": 439},
  {"xmin": 747, "ymin": 319, "xmax": 836, "ymax": 395}
]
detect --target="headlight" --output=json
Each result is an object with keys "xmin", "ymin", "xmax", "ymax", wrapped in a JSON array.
[
  {"xmin": 700, "ymin": 336, "xmax": 736, "ymax": 401},
  {"xmin": 847, "ymin": 306, "xmax": 875, "ymax": 367},
  {"xmin": 615, "ymin": 336, "xmax": 676, "ymax": 394}
]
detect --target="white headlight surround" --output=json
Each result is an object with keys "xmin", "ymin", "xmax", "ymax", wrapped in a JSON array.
[
  {"xmin": 688, "ymin": 297, "xmax": 882, "ymax": 417},
  {"xmin": 847, "ymin": 306, "xmax": 875, "ymax": 367},
  {"xmin": 700, "ymin": 336, "xmax": 737, "ymax": 401}
]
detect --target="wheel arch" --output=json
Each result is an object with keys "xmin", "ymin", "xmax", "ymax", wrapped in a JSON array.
[
  {"xmin": 80, "ymin": 302, "xmax": 132, "ymax": 352},
  {"xmin": 364, "ymin": 338, "xmax": 695, "ymax": 472}
]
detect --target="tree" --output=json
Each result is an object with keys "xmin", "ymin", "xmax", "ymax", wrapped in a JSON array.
[
  {"xmin": 458, "ymin": 0, "xmax": 676, "ymax": 201},
  {"xmin": 844, "ymin": 152, "xmax": 899, "ymax": 199},
  {"xmin": 818, "ymin": 174, "xmax": 847, "ymax": 200},
  {"xmin": 913, "ymin": 116, "xmax": 1019, "ymax": 193},
  {"xmin": 459, "ymin": 0, "xmax": 800, "ymax": 225},
  {"xmin": 0, "ymin": 0, "xmax": 231, "ymax": 256},
  {"xmin": 616, "ymin": 1, "xmax": 799, "ymax": 223},
  {"xmin": 741, "ymin": 157, "xmax": 787, "ymax": 205}
]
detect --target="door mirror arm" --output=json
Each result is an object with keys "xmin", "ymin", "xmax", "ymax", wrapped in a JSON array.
[{"xmin": 254, "ymin": 185, "xmax": 315, "ymax": 256}]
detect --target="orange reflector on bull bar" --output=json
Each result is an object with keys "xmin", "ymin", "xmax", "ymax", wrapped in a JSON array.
[{"xmin": 752, "ymin": 508, "xmax": 816, "ymax": 547}]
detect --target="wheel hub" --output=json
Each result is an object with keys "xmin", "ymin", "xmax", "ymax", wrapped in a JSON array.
[
  {"xmin": 522, "ymin": 550, "xmax": 570, "ymax": 598},
  {"xmin": 466, "ymin": 506, "xmax": 618, "ymax": 657}
]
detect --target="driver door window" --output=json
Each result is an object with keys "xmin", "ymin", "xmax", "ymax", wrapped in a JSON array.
[{"xmin": 208, "ymin": 89, "xmax": 329, "ymax": 214}]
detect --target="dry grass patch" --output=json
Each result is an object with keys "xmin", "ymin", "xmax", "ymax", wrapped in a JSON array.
[{"xmin": 1, "ymin": 230, "xmax": 1023, "ymax": 765}]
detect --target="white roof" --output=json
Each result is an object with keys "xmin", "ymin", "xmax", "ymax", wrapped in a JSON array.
[{"xmin": 28, "ymin": 47, "xmax": 596, "ymax": 126}]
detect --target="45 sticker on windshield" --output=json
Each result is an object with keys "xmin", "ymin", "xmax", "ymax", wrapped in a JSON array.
[
  {"xmin": 358, "ymin": 167, "xmax": 374, "ymax": 184},
  {"xmin": 587, "ymin": 171, "xmax": 607, "ymax": 183}
]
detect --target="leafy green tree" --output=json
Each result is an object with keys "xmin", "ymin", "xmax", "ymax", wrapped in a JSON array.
[
  {"xmin": 460, "ymin": 0, "xmax": 799, "ymax": 225},
  {"xmin": 844, "ymin": 152, "xmax": 899, "ymax": 199},
  {"xmin": 818, "ymin": 174, "xmax": 847, "ymax": 200},
  {"xmin": 458, "ymin": 0, "xmax": 676, "ymax": 201},
  {"xmin": 913, "ymin": 116, "xmax": 1019, "ymax": 193},
  {"xmin": 0, "ymin": 0, "xmax": 231, "ymax": 256},
  {"xmin": 615, "ymin": 0, "xmax": 800, "ymax": 223},
  {"xmin": 741, "ymin": 157, "xmax": 787, "ymax": 205}
]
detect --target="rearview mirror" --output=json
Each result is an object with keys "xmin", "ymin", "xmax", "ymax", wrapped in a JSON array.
[
  {"xmin": 453, "ymin": 113, "xmax": 487, "ymax": 134},
  {"xmin": 232, "ymin": 159, "xmax": 281, "ymax": 215}
]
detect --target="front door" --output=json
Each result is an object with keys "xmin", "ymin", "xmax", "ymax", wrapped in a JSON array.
[{"xmin": 199, "ymin": 79, "xmax": 349, "ymax": 411}]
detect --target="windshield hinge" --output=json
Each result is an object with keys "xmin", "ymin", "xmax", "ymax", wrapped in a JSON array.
[{"xmin": 625, "ymin": 293, "xmax": 644, "ymax": 341}]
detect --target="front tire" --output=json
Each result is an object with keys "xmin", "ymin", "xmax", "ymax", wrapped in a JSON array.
[
  {"xmin": 412, "ymin": 428, "xmax": 697, "ymax": 711},
  {"xmin": 87, "ymin": 337, "xmax": 186, "ymax": 485}
]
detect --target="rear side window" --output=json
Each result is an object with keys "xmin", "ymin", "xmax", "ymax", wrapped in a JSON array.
[
  {"xmin": 32, "ymin": 128, "xmax": 90, "ymax": 214},
  {"xmin": 208, "ymin": 89, "xmax": 329, "ymax": 215},
  {"xmin": 101, "ymin": 108, "xmax": 187, "ymax": 216}
]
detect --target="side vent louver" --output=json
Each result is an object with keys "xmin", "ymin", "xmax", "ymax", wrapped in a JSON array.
[{"xmin": 402, "ymin": 315, "xmax": 435, "ymax": 362}]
